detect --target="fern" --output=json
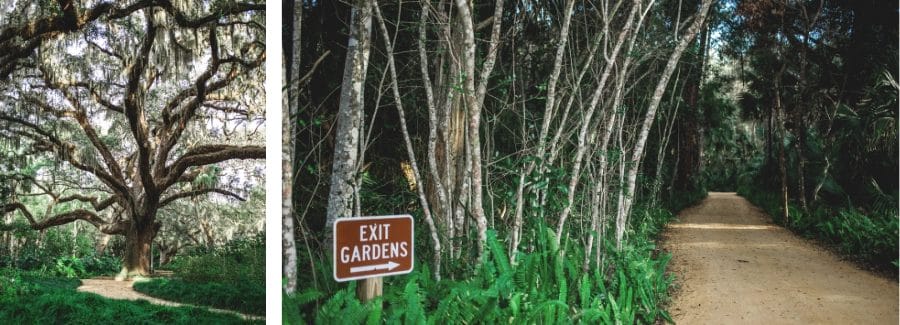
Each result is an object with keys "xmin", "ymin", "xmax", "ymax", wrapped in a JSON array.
[
  {"xmin": 403, "ymin": 279, "xmax": 426, "ymax": 325},
  {"xmin": 487, "ymin": 230, "xmax": 511, "ymax": 276},
  {"xmin": 579, "ymin": 274, "xmax": 591, "ymax": 310},
  {"xmin": 315, "ymin": 285, "xmax": 368, "ymax": 325},
  {"xmin": 364, "ymin": 297, "xmax": 383, "ymax": 325}
]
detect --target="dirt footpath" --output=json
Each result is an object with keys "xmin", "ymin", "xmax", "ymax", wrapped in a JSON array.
[
  {"xmin": 77, "ymin": 278, "xmax": 182, "ymax": 307},
  {"xmin": 663, "ymin": 192, "xmax": 898, "ymax": 324}
]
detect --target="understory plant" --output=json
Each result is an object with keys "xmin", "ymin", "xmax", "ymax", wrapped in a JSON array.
[
  {"xmin": 738, "ymin": 183, "xmax": 899, "ymax": 271},
  {"xmin": 134, "ymin": 234, "xmax": 265, "ymax": 315},
  {"xmin": 286, "ymin": 206, "xmax": 679, "ymax": 324}
]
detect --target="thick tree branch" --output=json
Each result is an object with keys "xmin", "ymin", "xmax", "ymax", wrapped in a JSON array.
[
  {"xmin": 160, "ymin": 145, "xmax": 265, "ymax": 189},
  {"xmin": 159, "ymin": 188, "xmax": 246, "ymax": 207},
  {"xmin": 123, "ymin": 11, "xmax": 158, "ymax": 197},
  {"xmin": 0, "ymin": 113, "xmax": 131, "ymax": 198},
  {"xmin": 57, "ymin": 194, "xmax": 119, "ymax": 211},
  {"xmin": 1, "ymin": 202, "xmax": 125, "ymax": 235}
]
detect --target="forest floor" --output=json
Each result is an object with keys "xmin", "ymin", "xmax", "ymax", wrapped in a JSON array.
[
  {"xmin": 77, "ymin": 277, "xmax": 263, "ymax": 321},
  {"xmin": 663, "ymin": 192, "xmax": 898, "ymax": 324}
]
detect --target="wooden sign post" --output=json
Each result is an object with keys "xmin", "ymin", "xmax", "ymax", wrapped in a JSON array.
[{"xmin": 333, "ymin": 215, "xmax": 414, "ymax": 302}]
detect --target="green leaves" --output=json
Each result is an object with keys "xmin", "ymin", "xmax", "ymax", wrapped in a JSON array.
[
  {"xmin": 742, "ymin": 182, "xmax": 899, "ymax": 272},
  {"xmin": 298, "ymin": 217, "xmax": 678, "ymax": 324}
]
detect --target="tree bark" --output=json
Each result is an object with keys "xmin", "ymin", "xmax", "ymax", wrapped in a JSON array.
[
  {"xmin": 282, "ymin": 0, "xmax": 301, "ymax": 291},
  {"xmin": 119, "ymin": 219, "xmax": 160, "ymax": 279},
  {"xmin": 325, "ymin": 0, "xmax": 373, "ymax": 243}
]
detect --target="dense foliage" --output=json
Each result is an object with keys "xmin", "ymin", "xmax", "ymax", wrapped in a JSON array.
[
  {"xmin": 0, "ymin": 221, "xmax": 120, "ymax": 277},
  {"xmin": 0, "ymin": 268, "xmax": 258, "ymax": 324},
  {"xmin": 134, "ymin": 235, "xmax": 266, "ymax": 315},
  {"xmin": 286, "ymin": 203, "xmax": 690, "ymax": 324},
  {"xmin": 697, "ymin": 0, "xmax": 900, "ymax": 271},
  {"xmin": 739, "ymin": 182, "xmax": 899, "ymax": 271}
]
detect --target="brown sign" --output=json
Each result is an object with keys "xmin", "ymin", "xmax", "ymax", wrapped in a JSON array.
[{"xmin": 333, "ymin": 215, "xmax": 414, "ymax": 282}]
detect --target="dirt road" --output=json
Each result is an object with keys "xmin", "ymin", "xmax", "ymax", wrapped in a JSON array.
[{"xmin": 664, "ymin": 192, "xmax": 898, "ymax": 324}]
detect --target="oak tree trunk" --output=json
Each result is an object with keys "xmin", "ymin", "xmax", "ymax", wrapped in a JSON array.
[{"xmin": 119, "ymin": 220, "xmax": 160, "ymax": 278}]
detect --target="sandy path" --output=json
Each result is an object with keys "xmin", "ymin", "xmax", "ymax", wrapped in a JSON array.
[
  {"xmin": 664, "ymin": 192, "xmax": 898, "ymax": 324},
  {"xmin": 77, "ymin": 277, "xmax": 263, "ymax": 320}
]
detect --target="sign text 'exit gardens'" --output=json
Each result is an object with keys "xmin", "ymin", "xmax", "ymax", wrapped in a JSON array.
[{"xmin": 333, "ymin": 215, "xmax": 414, "ymax": 282}]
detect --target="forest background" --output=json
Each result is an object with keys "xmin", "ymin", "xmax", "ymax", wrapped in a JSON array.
[{"xmin": 283, "ymin": 0, "xmax": 898, "ymax": 323}]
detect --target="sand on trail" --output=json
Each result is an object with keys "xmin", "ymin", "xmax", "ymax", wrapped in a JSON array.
[
  {"xmin": 663, "ymin": 192, "xmax": 898, "ymax": 324},
  {"xmin": 77, "ymin": 277, "xmax": 262, "ymax": 320}
]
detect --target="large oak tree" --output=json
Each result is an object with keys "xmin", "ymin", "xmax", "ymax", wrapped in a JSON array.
[{"xmin": 0, "ymin": 0, "xmax": 265, "ymax": 277}]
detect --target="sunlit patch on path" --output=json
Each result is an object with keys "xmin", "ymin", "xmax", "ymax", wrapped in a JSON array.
[{"xmin": 668, "ymin": 223, "xmax": 779, "ymax": 230}]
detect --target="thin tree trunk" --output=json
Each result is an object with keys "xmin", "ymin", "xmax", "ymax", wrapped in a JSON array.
[
  {"xmin": 617, "ymin": 0, "xmax": 713, "ymax": 249},
  {"xmin": 373, "ymin": 2, "xmax": 442, "ymax": 280},
  {"xmin": 775, "ymin": 66, "xmax": 790, "ymax": 223},
  {"xmin": 453, "ymin": 0, "xmax": 504, "ymax": 263},
  {"xmin": 282, "ymin": 2, "xmax": 300, "ymax": 290},
  {"xmin": 418, "ymin": 0, "xmax": 451, "ymax": 260},
  {"xmin": 556, "ymin": 2, "xmax": 640, "ymax": 244},
  {"xmin": 325, "ymin": 0, "xmax": 373, "ymax": 244},
  {"xmin": 511, "ymin": 0, "xmax": 575, "ymax": 264},
  {"xmin": 651, "ymin": 69, "xmax": 683, "ymax": 205},
  {"xmin": 795, "ymin": 124, "xmax": 808, "ymax": 212}
]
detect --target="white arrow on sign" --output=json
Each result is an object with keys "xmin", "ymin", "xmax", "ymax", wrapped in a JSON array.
[{"xmin": 350, "ymin": 261, "xmax": 400, "ymax": 274}]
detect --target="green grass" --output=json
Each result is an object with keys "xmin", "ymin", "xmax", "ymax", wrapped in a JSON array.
[
  {"xmin": 134, "ymin": 278, "xmax": 265, "ymax": 316},
  {"xmin": 0, "ymin": 268, "xmax": 260, "ymax": 324}
]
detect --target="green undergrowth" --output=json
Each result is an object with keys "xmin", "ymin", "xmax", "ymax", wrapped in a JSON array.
[
  {"xmin": 134, "ymin": 278, "xmax": 264, "ymax": 316},
  {"xmin": 738, "ymin": 184, "xmax": 899, "ymax": 272},
  {"xmin": 285, "ymin": 205, "xmax": 681, "ymax": 324},
  {"xmin": 0, "ymin": 222, "xmax": 121, "ymax": 277},
  {"xmin": 0, "ymin": 268, "xmax": 259, "ymax": 324},
  {"xmin": 134, "ymin": 235, "xmax": 265, "ymax": 315}
]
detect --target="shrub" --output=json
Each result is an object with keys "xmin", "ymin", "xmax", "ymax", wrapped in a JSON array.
[
  {"xmin": 82, "ymin": 253, "xmax": 121, "ymax": 276},
  {"xmin": 170, "ymin": 234, "xmax": 264, "ymax": 284},
  {"xmin": 135, "ymin": 234, "xmax": 265, "ymax": 315},
  {"xmin": 740, "ymin": 183, "xmax": 899, "ymax": 271},
  {"xmin": 50, "ymin": 256, "xmax": 86, "ymax": 279}
]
